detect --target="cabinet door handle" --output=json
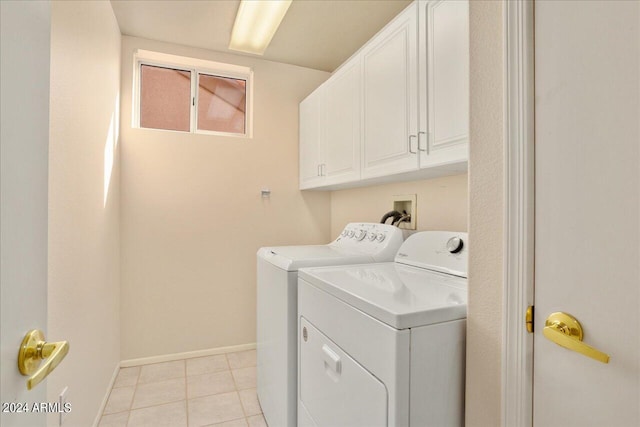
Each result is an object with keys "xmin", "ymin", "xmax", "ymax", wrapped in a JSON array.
[
  {"xmin": 409, "ymin": 135, "xmax": 418, "ymax": 154},
  {"xmin": 418, "ymin": 131, "xmax": 427, "ymax": 152}
]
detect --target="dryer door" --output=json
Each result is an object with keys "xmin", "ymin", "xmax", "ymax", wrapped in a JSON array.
[{"xmin": 299, "ymin": 317, "xmax": 388, "ymax": 427}]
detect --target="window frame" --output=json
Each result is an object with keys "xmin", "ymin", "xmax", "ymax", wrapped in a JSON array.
[{"xmin": 133, "ymin": 51, "xmax": 253, "ymax": 138}]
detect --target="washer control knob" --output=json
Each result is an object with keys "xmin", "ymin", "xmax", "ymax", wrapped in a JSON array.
[
  {"xmin": 341, "ymin": 229, "xmax": 348, "ymax": 237},
  {"xmin": 376, "ymin": 234, "xmax": 386, "ymax": 242},
  {"xmin": 447, "ymin": 236, "xmax": 464, "ymax": 254},
  {"xmin": 356, "ymin": 230, "xmax": 367, "ymax": 241},
  {"xmin": 348, "ymin": 230, "xmax": 355, "ymax": 238},
  {"xmin": 368, "ymin": 233, "xmax": 378, "ymax": 242}
]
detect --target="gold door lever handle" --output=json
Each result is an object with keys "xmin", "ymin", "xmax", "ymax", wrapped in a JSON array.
[
  {"xmin": 18, "ymin": 329, "xmax": 70, "ymax": 390},
  {"xmin": 542, "ymin": 312, "xmax": 609, "ymax": 364}
]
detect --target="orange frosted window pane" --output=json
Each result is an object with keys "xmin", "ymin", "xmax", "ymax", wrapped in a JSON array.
[
  {"xmin": 140, "ymin": 65, "xmax": 191, "ymax": 132},
  {"xmin": 198, "ymin": 74, "xmax": 246, "ymax": 134}
]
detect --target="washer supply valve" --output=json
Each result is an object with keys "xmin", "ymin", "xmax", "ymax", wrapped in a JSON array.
[
  {"xmin": 393, "ymin": 212, "xmax": 411, "ymax": 226},
  {"xmin": 380, "ymin": 210, "xmax": 402, "ymax": 225}
]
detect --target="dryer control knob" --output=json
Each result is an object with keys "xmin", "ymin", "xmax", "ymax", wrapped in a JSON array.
[
  {"xmin": 447, "ymin": 237, "xmax": 464, "ymax": 254},
  {"xmin": 376, "ymin": 234, "xmax": 386, "ymax": 242},
  {"xmin": 341, "ymin": 229, "xmax": 348, "ymax": 237},
  {"xmin": 348, "ymin": 230, "xmax": 355, "ymax": 238},
  {"xmin": 356, "ymin": 230, "xmax": 367, "ymax": 241},
  {"xmin": 368, "ymin": 233, "xmax": 378, "ymax": 242}
]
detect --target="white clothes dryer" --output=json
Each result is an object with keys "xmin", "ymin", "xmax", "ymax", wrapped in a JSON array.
[
  {"xmin": 297, "ymin": 231, "xmax": 468, "ymax": 427},
  {"xmin": 257, "ymin": 223, "xmax": 404, "ymax": 427}
]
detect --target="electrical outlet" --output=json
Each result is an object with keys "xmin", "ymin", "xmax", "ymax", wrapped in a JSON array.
[
  {"xmin": 392, "ymin": 194, "xmax": 417, "ymax": 230},
  {"xmin": 59, "ymin": 386, "xmax": 69, "ymax": 426}
]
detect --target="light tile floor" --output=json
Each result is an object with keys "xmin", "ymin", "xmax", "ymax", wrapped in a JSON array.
[{"xmin": 99, "ymin": 350, "xmax": 266, "ymax": 427}]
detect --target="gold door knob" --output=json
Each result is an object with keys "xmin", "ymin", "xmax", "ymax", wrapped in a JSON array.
[
  {"xmin": 18, "ymin": 329, "xmax": 69, "ymax": 390},
  {"xmin": 542, "ymin": 312, "xmax": 609, "ymax": 364}
]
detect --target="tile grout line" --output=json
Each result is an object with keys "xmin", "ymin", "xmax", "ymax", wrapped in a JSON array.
[
  {"xmin": 120, "ymin": 398, "xmax": 187, "ymax": 413},
  {"xmin": 200, "ymin": 415, "xmax": 248, "ymax": 427},
  {"xmin": 226, "ymin": 352, "xmax": 240, "ymax": 391},
  {"xmin": 125, "ymin": 366, "xmax": 142, "ymax": 426},
  {"xmin": 128, "ymin": 366, "xmax": 141, "ymax": 413},
  {"xmin": 227, "ymin": 351, "xmax": 245, "ymax": 426},
  {"xmin": 183, "ymin": 359, "xmax": 189, "ymax": 427},
  {"xmin": 237, "ymin": 374, "xmax": 249, "ymax": 421}
]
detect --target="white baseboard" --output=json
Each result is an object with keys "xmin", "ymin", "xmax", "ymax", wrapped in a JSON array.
[
  {"xmin": 92, "ymin": 362, "xmax": 120, "ymax": 427},
  {"xmin": 120, "ymin": 343, "xmax": 257, "ymax": 368}
]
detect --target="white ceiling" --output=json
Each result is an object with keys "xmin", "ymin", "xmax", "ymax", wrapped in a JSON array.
[{"xmin": 110, "ymin": 0, "xmax": 412, "ymax": 72}]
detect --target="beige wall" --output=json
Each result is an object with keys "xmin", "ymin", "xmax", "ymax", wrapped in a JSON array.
[
  {"xmin": 41, "ymin": 0, "xmax": 502, "ymax": 422},
  {"xmin": 120, "ymin": 36, "xmax": 331, "ymax": 360},
  {"xmin": 466, "ymin": 1, "xmax": 504, "ymax": 425},
  {"xmin": 330, "ymin": 174, "xmax": 468, "ymax": 236},
  {"xmin": 48, "ymin": 1, "xmax": 122, "ymax": 426}
]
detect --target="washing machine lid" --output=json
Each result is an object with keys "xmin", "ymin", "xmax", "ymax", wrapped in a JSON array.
[
  {"xmin": 257, "ymin": 246, "xmax": 374, "ymax": 272},
  {"xmin": 298, "ymin": 262, "xmax": 467, "ymax": 329}
]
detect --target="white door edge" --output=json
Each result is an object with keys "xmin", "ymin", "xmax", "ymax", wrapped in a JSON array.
[{"xmin": 501, "ymin": 1, "xmax": 535, "ymax": 426}]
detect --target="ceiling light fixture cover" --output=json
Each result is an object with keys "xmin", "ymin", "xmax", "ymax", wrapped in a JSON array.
[{"xmin": 229, "ymin": 0, "xmax": 293, "ymax": 55}]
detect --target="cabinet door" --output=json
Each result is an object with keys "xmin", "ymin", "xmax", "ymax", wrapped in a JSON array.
[
  {"xmin": 419, "ymin": 0, "xmax": 469, "ymax": 168},
  {"xmin": 323, "ymin": 60, "xmax": 361, "ymax": 186},
  {"xmin": 361, "ymin": 2, "xmax": 419, "ymax": 179},
  {"xmin": 299, "ymin": 88, "xmax": 324, "ymax": 189}
]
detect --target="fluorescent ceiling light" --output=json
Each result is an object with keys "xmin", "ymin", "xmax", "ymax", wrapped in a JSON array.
[{"xmin": 229, "ymin": 0, "xmax": 292, "ymax": 55}]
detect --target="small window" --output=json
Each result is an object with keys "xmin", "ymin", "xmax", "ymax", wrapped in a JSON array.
[
  {"xmin": 135, "ymin": 53, "xmax": 252, "ymax": 137},
  {"xmin": 197, "ymin": 73, "xmax": 246, "ymax": 134},
  {"xmin": 140, "ymin": 65, "xmax": 191, "ymax": 132}
]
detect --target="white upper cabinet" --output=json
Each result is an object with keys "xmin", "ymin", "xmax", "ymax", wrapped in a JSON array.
[
  {"xmin": 299, "ymin": 87, "xmax": 324, "ymax": 189},
  {"xmin": 418, "ymin": 0, "xmax": 469, "ymax": 168},
  {"xmin": 361, "ymin": 3, "xmax": 419, "ymax": 179},
  {"xmin": 323, "ymin": 59, "xmax": 361, "ymax": 185},
  {"xmin": 299, "ymin": 0, "xmax": 468, "ymax": 190},
  {"xmin": 299, "ymin": 60, "xmax": 362, "ymax": 189}
]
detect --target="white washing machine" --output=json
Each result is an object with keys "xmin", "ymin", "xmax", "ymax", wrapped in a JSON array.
[
  {"xmin": 257, "ymin": 223, "xmax": 404, "ymax": 427},
  {"xmin": 297, "ymin": 231, "xmax": 468, "ymax": 427}
]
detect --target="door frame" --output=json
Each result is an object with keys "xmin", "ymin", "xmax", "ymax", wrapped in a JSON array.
[{"xmin": 501, "ymin": 0, "xmax": 535, "ymax": 426}]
